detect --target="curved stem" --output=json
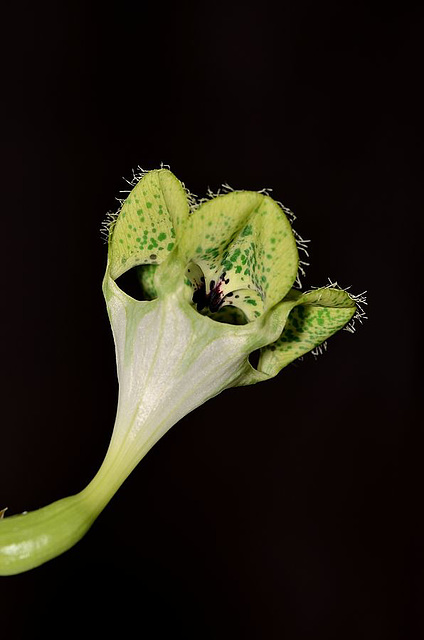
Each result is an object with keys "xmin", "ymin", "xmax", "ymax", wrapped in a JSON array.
[
  {"xmin": 0, "ymin": 491, "xmax": 97, "ymax": 576},
  {"xmin": 0, "ymin": 440, "xmax": 141, "ymax": 576},
  {"xmin": 0, "ymin": 289, "xmax": 259, "ymax": 576},
  {"xmin": 0, "ymin": 405, "xmax": 188, "ymax": 576}
]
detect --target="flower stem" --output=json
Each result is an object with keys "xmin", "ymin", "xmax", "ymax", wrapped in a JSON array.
[{"xmin": 0, "ymin": 418, "xmax": 160, "ymax": 577}]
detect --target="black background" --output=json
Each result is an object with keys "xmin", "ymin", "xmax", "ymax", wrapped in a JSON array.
[{"xmin": 1, "ymin": 2, "xmax": 423, "ymax": 638}]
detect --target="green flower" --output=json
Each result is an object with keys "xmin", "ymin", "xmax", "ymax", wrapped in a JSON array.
[{"xmin": 0, "ymin": 169, "xmax": 360, "ymax": 575}]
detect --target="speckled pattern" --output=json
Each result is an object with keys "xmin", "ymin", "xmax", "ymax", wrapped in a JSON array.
[
  {"xmin": 108, "ymin": 170, "xmax": 299, "ymax": 324},
  {"xmin": 109, "ymin": 170, "xmax": 189, "ymax": 280},
  {"xmin": 180, "ymin": 191, "xmax": 298, "ymax": 322},
  {"xmin": 259, "ymin": 288, "xmax": 356, "ymax": 375},
  {"xmin": 107, "ymin": 169, "xmax": 357, "ymax": 371}
]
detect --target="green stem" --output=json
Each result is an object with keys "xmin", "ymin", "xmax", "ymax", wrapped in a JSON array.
[
  {"xmin": 0, "ymin": 286, "xmax": 263, "ymax": 576},
  {"xmin": 0, "ymin": 491, "xmax": 96, "ymax": 576},
  {"xmin": 0, "ymin": 437, "xmax": 145, "ymax": 576}
]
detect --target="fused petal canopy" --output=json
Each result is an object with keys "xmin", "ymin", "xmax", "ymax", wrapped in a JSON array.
[{"xmin": 106, "ymin": 168, "xmax": 357, "ymax": 377}]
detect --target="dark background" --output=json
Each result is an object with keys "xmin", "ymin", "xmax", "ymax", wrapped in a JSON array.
[{"xmin": 1, "ymin": 2, "xmax": 423, "ymax": 638}]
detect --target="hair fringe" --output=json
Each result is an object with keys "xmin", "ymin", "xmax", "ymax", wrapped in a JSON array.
[
  {"xmin": 306, "ymin": 278, "xmax": 368, "ymax": 333},
  {"xmin": 100, "ymin": 169, "xmax": 366, "ymax": 328}
]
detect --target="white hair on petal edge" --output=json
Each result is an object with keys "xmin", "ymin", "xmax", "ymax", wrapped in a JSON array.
[
  {"xmin": 307, "ymin": 278, "xmax": 368, "ymax": 333},
  {"xmin": 272, "ymin": 197, "xmax": 310, "ymax": 289},
  {"xmin": 311, "ymin": 341, "xmax": 328, "ymax": 358},
  {"xmin": 294, "ymin": 280, "xmax": 367, "ymax": 361},
  {"xmin": 100, "ymin": 163, "xmax": 177, "ymax": 242},
  {"xmin": 101, "ymin": 172, "xmax": 365, "ymax": 342},
  {"xmin": 191, "ymin": 181, "xmax": 311, "ymax": 289}
]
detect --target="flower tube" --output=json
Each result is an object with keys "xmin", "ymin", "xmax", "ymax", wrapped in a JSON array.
[{"xmin": 0, "ymin": 169, "xmax": 358, "ymax": 575}]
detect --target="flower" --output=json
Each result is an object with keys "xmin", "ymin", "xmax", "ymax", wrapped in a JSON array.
[{"xmin": 0, "ymin": 168, "xmax": 358, "ymax": 575}]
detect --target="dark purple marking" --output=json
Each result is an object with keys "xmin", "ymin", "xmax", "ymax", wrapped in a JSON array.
[
  {"xmin": 191, "ymin": 268, "xmax": 235, "ymax": 315},
  {"xmin": 192, "ymin": 282, "xmax": 207, "ymax": 311}
]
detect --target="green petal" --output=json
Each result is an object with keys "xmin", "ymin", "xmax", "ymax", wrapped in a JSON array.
[
  {"xmin": 179, "ymin": 190, "xmax": 298, "ymax": 322},
  {"xmin": 108, "ymin": 169, "xmax": 189, "ymax": 280},
  {"xmin": 258, "ymin": 287, "xmax": 356, "ymax": 376},
  {"xmin": 136, "ymin": 264, "xmax": 158, "ymax": 300}
]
